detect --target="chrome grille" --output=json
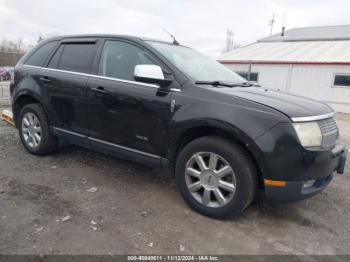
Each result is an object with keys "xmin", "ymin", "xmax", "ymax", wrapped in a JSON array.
[{"xmin": 318, "ymin": 118, "xmax": 339, "ymax": 148}]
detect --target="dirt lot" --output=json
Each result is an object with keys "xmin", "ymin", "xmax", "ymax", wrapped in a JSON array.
[{"xmin": 0, "ymin": 101, "xmax": 349, "ymax": 255}]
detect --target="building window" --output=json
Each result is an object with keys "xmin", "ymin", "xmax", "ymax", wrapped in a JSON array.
[
  {"xmin": 333, "ymin": 74, "xmax": 350, "ymax": 88},
  {"xmin": 236, "ymin": 71, "xmax": 259, "ymax": 82}
]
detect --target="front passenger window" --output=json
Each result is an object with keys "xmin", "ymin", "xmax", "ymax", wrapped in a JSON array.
[{"xmin": 98, "ymin": 40, "xmax": 156, "ymax": 81}]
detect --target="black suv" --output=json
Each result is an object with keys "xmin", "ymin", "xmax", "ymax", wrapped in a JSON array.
[{"xmin": 10, "ymin": 35, "xmax": 347, "ymax": 218}]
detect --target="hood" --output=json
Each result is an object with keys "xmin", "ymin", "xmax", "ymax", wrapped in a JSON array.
[{"xmin": 212, "ymin": 86, "xmax": 333, "ymax": 119}]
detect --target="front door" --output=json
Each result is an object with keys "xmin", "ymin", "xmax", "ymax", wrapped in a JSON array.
[{"xmin": 86, "ymin": 40, "xmax": 173, "ymax": 162}]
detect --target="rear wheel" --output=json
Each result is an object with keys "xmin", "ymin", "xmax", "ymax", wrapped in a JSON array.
[
  {"xmin": 18, "ymin": 103, "xmax": 57, "ymax": 155},
  {"xmin": 176, "ymin": 136, "xmax": 258, "ymax": 219}
]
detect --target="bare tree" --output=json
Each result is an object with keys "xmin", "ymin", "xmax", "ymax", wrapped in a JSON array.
[
  {"xmin": 37, "ymin": 32, "xmax": 61, "ymax": 43},
  {"xmin": 37, "ymin": 34, "xmax": 44, "ymax": 43},
  {"xmin": 17, "ymin": 38, "xmax": 23, "ymax": 51},
  {"xmin": 0, "ymin": 39, "xmax": 25, "ymax": 53}
]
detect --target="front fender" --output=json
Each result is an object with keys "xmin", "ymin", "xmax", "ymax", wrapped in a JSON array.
[
  {"xmin": 167, "ymin": 89, "xmax": 289, "ymax": 177},
  {"xmin": 169, "ymin": 117, "xmax": 274, "ymax": 178}
]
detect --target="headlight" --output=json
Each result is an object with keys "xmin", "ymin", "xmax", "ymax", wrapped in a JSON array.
[{"xmin": 292, "ymin": 122, "xmax": 322, "ymax": 147}]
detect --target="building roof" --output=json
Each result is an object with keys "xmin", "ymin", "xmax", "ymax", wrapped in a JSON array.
[
  {"xmin": 218, "ymin": 40, "xmax": 350, "ymax": 64},
  {"xmin": 218, "ymin": 26, "xmax": 350, "ymax": 65},
  {"xmin": 259, "ymin": 25, "xmax": 350, "ymax": 42}
]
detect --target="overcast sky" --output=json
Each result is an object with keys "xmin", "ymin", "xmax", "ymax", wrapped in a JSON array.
[{"xmin": 1, "ymin": 0, "xmax": 349, "ymax": 57}]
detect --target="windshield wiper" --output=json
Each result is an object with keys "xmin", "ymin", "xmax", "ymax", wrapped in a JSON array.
[{"xmin": 195, "ymin": 81, "xmax": 253, "ymax": 87}]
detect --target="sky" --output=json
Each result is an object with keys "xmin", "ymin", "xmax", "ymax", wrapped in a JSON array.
[{"xmin": 1, "ymin": 0, "xmax": 350, "ymax": 57}]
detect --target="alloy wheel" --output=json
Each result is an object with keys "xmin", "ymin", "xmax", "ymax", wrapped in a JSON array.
[
  {"xmin": 21, "ymin": 112, "xmax": 42, "ymax": 148},
  {"xmin": 184, "ymin": 152, "xmax": 236, "ymax": 208}
]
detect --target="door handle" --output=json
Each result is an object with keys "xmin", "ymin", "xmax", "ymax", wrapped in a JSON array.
[
  {"xmin": 39, "ymin": 76, "xmax": 51, "ymax": 83},
  {"xmin": 91, "ymin": 86, "xmax": 107, "ymax": 94}
]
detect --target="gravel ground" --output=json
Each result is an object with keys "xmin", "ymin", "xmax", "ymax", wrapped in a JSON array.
[{"xmin": 0, "ymin": 104, "xmax": 349, "ymax": 255}]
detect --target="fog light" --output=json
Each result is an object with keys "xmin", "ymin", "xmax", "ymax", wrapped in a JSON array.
[{"xmin": 303, "ymin": 180, "xmax": 315, "ymax": 188}]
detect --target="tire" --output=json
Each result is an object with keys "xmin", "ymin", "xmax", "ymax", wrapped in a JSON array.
[
  {"xmin": 18, "ymin": 103, "xmax": 57, "ymax": 155},
  {"xmin": 175, "ymin": 136, "xmax": 258, "ymax": 219}
]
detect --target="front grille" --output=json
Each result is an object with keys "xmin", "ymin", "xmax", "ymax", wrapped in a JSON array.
[{"xmin": 318, "ymin": 118, "xmax": 339, "ymax": 148}]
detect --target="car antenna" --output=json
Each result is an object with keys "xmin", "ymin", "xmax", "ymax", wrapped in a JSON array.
[{"xmin": 162, "ymin": 28, "xmax": 180, "ymax": 45}]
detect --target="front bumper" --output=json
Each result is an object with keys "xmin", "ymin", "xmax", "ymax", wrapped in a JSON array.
[
  {"xmin": 265, "ymin": 174, "xmax": 333, "ymax": 202},
  {"xmin": 264, "ymin": 144, "xmax": 347, "ymax": 203}
]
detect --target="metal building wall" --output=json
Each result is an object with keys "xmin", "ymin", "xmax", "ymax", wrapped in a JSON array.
[
  {"xmin": 224, "ymin": 63, "xmax": 350, "ymax": 113},
  {"xmin": 224, "ymin": 64, "xmax": 291, "ymax": 91},
  {"xmin": 288, "ymin": 65, "xmax": 350, "ymax": 113}
]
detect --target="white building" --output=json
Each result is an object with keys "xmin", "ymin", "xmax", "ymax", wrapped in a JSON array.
[{"xmin": 218, "ymin": 25, "xmax": 350, "ymax": 113}]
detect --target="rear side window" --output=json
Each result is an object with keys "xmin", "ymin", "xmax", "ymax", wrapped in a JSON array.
[
  {"xmin": 98, "ymin": 40, "xmax": 155, "ymax": 81},
  {"xmin": 25, "ymin": 41, "xmax": 58, "ymax": 67},
  {"xmin": 47, "ymin": 43, "xmax": 96, "ymax": 74},
  {"xmin": 47, "ymin": 45, "xmax": 64, "ymax": 69}
]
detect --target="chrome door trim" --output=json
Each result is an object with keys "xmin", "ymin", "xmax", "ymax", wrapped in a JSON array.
[
  {"xmin": 23, "ymin": 65, "xmax": 42, "ymax": 69},
  {"xmin": 88, "ymin": 137, "xmax": 161, "ymax": 159},
  {"xmin": 52, "ymin": 126, "xmax": 161, "ymax": 160},
  {"xmin": 23, "ymin": 64, "xmax": 181, "ymax": 92},
  {"xmin": 89, "ymin": 73, "xmax": 159, "ymax": 88},
  {"xmin": 52, "ymin": 127, "xmax": 87, "ymax": 138},
  {"xmin": 41, "ymin": 67, "xmax": 91, "ymax": 77}
]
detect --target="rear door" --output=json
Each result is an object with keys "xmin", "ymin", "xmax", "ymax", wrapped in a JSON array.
[{"xmin": 39, "ymin": 40, "xmax": 98, "ymax": 137}]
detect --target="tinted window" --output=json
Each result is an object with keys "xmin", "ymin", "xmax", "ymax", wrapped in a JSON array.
[
  {"xmin": 99, "ymin": 40, "xmax": 155, "ymax": 81},
  {"xmin": 236, "ymin": 72, "xmax": 259, "ymax": 82},
  {"xmin": 48, "ymin": 43, "xmax": 96, "ymax": 74},
  {"xmin": 25, "ymin": 41, "xmax": 58, "ymax": 67},
  {"xmin": 47, "ymin": 45, "xmax": 64, "ymax": 69},
  {"xmin": 334, "ymin": 74, "xmax": 350, "ymax": 87}
]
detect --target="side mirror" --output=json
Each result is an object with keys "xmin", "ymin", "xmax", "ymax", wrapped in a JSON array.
[{"xmin": 134, "ymin": 65, "xmax": 172, "ymax": 87}]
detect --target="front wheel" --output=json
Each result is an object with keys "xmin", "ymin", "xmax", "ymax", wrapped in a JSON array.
[{"xmin": 176, "ymin": 136, "xmax": 258, "ymax": 219}]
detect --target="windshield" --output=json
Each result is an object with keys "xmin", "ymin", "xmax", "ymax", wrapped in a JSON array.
[{"xmin": 147, "ymin": 41, "xmax": 246, "ymax": 84}]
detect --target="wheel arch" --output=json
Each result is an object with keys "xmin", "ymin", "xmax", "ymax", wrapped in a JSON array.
[
  {"xmin": 171, "ymin": 121, "xmax": 269, "ymax": 188},
  {"xmin": 12, "ymin": 92, "xmax": 48, "ymax": 128}
]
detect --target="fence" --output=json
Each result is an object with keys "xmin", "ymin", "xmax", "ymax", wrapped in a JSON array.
[
  {"xmin": 0, "ymin": 52, "xmax": 23, "ymax": 67},
  {"xmin": 0, "ymin": 81, "xmax": 11, "ymax": 106}
]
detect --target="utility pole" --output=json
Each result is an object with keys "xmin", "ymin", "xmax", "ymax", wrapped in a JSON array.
[
  {"xmin": 281, "ymin": 12, "xmax": 286, "ymax": 36},
  {"xmin": 225, "ymin": 28, "xmax": 234, "ymax": 52},
  {"xmin": 269, "ymin": 14, "xmax": 275, "ymax": 36}
]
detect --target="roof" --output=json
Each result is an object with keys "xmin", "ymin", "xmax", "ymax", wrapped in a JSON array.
[
  {"xmin": 42, "ymin": 34, "xmax": 172, "ymax": 44},
  {"xmin": 218, "ymin": 25, "xmax": 350, "ymax": 65},
  {"xmin": 219, "ymin": 40, "xmax": 350, "ymax": 64},
  {"xmin": 259, "ymin": 25, "xmax": 350, "ymax": 42}
]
